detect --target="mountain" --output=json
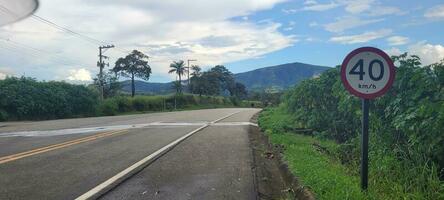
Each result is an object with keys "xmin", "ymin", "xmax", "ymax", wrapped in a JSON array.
[
  {"xmin": 121, "ymin": 80, "xmax": 174, "ymax": 94},
  {"xmin": 120, "ymin": 62, "xmax": 330, "ymax": 94},
  {"xmin": 234, "ymin": 62, "xmax": 329, "ymax": 91}
]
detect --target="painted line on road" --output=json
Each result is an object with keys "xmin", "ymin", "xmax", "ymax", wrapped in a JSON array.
[
  {"xmin": 0, "ymin": 130, "xmax": 128, "ymax": 164},
  {"xmin": 75, "ymin": 111, "xmax": 241, "ymax": 200}
]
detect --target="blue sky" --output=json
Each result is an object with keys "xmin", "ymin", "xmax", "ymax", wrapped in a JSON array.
[
  {"xmin": 227, "ymin": 0, "xmax": 444, "ymax": 74},
  {"xmin": 0, "ymin": 0, "xmax": 443, "ymax": 83}
]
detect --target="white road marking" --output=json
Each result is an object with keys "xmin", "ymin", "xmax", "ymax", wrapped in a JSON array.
[
  {"xmin": 75, "ymin": 111, "xmax": 241, "ymax": 200},
  {"xmin": 0, "ymin": 118, "xmax": 256, "ymax": 138}
]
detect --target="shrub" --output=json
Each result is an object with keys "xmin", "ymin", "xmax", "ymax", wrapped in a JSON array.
[
  {"xmin": 278, "ymin": 54, "xmax": 444, "ymax": 198},
  {"xmin": 98, "ymin": 99, "xmax": 118, "ymax": 116},
  {"xmin": 114, "ymin": 96, "xmax": 133, "ymax": 113},
  {"xmin": 0, "ymin": 77, "xmax": 99, "ymax": 121}
]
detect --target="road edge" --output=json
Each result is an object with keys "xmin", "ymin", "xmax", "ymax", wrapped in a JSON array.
[{"xmin": 249, "ymin": 111, "xmax": 316, "ymax": 200}]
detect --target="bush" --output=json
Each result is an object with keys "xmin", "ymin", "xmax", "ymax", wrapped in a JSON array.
[
  {"xmin": 0, "ymin": 77, "xmax": 99, "ymax": 121},
  {"xmin": 0, "ymin": 78, "xmax": 253, "ymax": 121},
  {"xmin": 277, "ymin": 54, "xmax": 444, "ymax": 199},
  {"xmin": 97, "ymin": 98, "xmax": 118, "ymax": 116},
  {"xmin": 114, "ymin": 96, "xmax": 133, "ymax": 113}
]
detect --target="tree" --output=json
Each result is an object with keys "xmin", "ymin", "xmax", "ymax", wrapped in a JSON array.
[
  {"xmin": 112, "ymin": 50, "xmax": 151, "ymax": 97},
  {"xmin": 93, "ymin": 71, "xmax": 121, "ymax": 99},
  {"xmin": 189, "ymin": 65, "xmax": 203, "ymax": 95},
  {"xmin": 210, "ymin": 65, "xmax": 234, "ymax": 93},
  {"xmin": 200, "ymin": 71, "xmax": 221, "ymax": 95},
  {"xmin": 189, "ymin": 65, "xmax": 241, "ymax": 96},
  {"xmin": 231, "ymin": 82, "xmax": 247, "ymax": 99},
  {"xmin": 191, "ymin": 65, "xmax": 201, "ymax": 77},
  {"xmin": 169, "ymin": 60, "xmax": 187, "ymax": 93}
]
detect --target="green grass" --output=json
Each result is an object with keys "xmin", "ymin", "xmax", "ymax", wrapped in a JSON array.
[
  {"xmin": 259, "ymin": 107, "xmax": 444, "ymax": 200},
  {"xmin": 268, "ymin": 133, "xmax": 367, "ymax": 200},
  {"xmin": 259, "ymin": 107, "xmax": 370, "ymax": 200}
]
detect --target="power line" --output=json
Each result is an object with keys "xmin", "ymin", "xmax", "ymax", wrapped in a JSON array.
[
  {"xmin": 30, "ymin": 14, "xmax": 131, "ymax": 54},
  {"xmin": 31, "ymin": 14, "xmax": 105, "ymax": 45},
  {"xmin": 0, "ymin": 38, "xmax": 89, "ymax": 67},
  {"xmin": 1, "ymin": 4, "xmax": 130, "ymax": 54},
  {"xmin": 0, "ymin": 42, "xmax": 75, "ymax": 67}
]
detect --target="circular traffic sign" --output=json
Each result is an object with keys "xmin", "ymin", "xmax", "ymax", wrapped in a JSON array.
[{"xmin": 341, "ymin": 47, "xmax": 395, "ymax": 99}]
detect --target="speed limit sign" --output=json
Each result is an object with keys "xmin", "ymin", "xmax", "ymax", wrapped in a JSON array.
[
  {"xmin": 341, "ymin": 47, "xmax": 396, "ymax": 191},
  {"xmin": 341, "ymin": 47, "xmax": 395, "ymax": 99}
]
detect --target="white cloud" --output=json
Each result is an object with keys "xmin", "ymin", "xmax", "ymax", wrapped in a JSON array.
[
  {"xmin": 330, "ymin": 29, "xmax": 392, "ymax": 44},
  {"xmin": 384, "ymin": 47, "xmax": 402, "ymax": 56},
  {"xmin": 384, "ymin": 42, "xmax": 444, "ymax": 65},
  {"xmin": 282, "ymin": 8, "xmax": 298, "ymax": 14},
  {"xmin": 284, "ymin": 0, "xmax": 339, "ymax": 13},
  {"xmin": 424, "ymin": 5, "xmax": 444, "ymax": 19},
  {"xmin": 0, "ymin": 67, "xmax": 14, "ymax": 80},
  {"xmin": 67, "ymin": 68, "xmax": 92, "ymax": 81},
  {"xmin": 368, "ymin": 6, "xmax": 404, "ymax": 16},
  {"xmin": 303, "ymin": 1, "xmax": 339, "ymax": 11},
  {"xmin": 304, "ymin": 0, "xmax": 317, "ymax": 5},
  {"xmin": 0, "ymin": 0, "xmax": 293, "ymax": 82},
  {"xmin": 324, "ymin": 16, "xmax": 383, "ymax": 32},
  {"xmin": 298, "ymin": 0, "xmax": 402, "ymax": 16},
  {"xmin": 283, "ymin": 21, "xmax": 296, "ymax": 31},
  {"xmin": 309, "ymin": 21, "xmax": 319, "ymax": 27},
  {"xmin": 386, "ymin": 36, "xmax": 409, "ymax": 46},
  {"xmin": 0, "ymin": 73, "xmax": 7, "ymax": 80},
  {"xmin": 305, "ymin": 37, "xmax": 321, "ymax": 42},
  {"xmin": 408, "ymin": 42, "xmax": 444, "ymax": 65},
  {"xmin": 340, "ymin": 0, "xmax": 375, "ymax": 14}
]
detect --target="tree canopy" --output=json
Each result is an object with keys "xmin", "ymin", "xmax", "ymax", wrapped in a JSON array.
[{"xmin": 112, "ymin": 50, "xmax": 151, "ymax": 97}]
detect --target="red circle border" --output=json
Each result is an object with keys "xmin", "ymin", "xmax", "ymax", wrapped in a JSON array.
[{"xmin": 341, "ymin": 47, "xmax": 396, "ymax": 99}]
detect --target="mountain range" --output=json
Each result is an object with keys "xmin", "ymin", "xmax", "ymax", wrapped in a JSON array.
[{"xmin": 121, "ymin": 62, "xmax": 330, "ymax": 94}]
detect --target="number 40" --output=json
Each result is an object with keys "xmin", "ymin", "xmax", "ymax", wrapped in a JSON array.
[{"xmin": 349, "ymin": 59, "xmax": 384, "ymax": 81}]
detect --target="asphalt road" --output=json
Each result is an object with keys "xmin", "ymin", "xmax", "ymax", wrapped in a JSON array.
[{"xmin": 0, "ymin": 108, "xmax": 261, "ymax": 200}]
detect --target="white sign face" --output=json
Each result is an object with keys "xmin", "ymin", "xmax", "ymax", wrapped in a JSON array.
[{"xmin": 341, "ymin": 47, "xmax": 395, "ymax": 99}]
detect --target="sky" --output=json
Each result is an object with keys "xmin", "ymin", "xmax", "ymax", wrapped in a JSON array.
[{"xmin": 0, "ymin": 0, "xmax": 443, "ymax": 83}]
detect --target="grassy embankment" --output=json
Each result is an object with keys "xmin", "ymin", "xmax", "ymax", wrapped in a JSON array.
[{"xmin": 258, "ymin": 107, "xmax": 444, "ymax": 200}]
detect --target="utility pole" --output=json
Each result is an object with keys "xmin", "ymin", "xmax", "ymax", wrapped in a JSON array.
[
  {"xmin": 97, "ymin": 45, "xmax": 115, "ymax": 100},
  {"xmin": 187, "ymin": 59, "xmax": 197, "ymax": 85}
]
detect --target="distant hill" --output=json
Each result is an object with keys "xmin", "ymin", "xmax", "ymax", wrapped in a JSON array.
[
  {"xmin": 234, "ymin": 62, "xmax": 329, "ymax": 91},
  {"xmin": 121, "ymin": 80, "xmax": 174, "ymax": 94},
  {"xmin": 120, "ymin": 62, "xmax": 330, "ymax": 94}
]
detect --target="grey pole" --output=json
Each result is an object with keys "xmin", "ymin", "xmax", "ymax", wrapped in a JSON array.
[{"xmin": 361, "ymin": 98, "xmax": 369, "ymax": 190}]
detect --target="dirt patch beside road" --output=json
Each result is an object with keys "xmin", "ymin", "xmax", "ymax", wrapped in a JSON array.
[{"xmin": 249, "ymin": 112, "xmax": 315, "ymax": 200}]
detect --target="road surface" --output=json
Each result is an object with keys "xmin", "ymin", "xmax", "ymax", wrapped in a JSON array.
[{"xmin": 0, "ymin": 108, "xmax": 261, "ymax": 200}]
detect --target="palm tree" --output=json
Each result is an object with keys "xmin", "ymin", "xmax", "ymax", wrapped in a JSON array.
[{"xmin": 168, "ymin": 60, "xmax": 187, "ymax": 93}]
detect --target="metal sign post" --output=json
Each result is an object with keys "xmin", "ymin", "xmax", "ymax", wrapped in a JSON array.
[
  {"xmin": 341, "ymin": 47, "xmax": 395, "ymax": 190},
  {"xmin": 361, "ymin": 98, "xmax": 369, "ymax": 189}
]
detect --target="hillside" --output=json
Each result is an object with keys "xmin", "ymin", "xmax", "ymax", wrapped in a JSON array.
[
  {"xmin": 121, "ymin": 80, "xmax": 174, "ymax": 94},
  {"xmin": 234, "ymin": 62, "xmax": 329, "ymax": 91},
  {"xmin": 120, "ymin": 62, "xmax": 330, "ymax": 93}
]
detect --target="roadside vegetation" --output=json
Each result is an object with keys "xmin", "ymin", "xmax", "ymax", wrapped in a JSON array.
[
  {"xmin": 259, "ymin": 53, "xmax": 444, "ymax": 199},
  {"xmin": 0, "ymin": 50, "xmax": 260, "ymax": 121},
  {"xmin": 97, "ymin": 94, "xmax": 258, "ymax": 116},
  {"xmin": 0, "ymin": 76, "xmax": 259, "ymax": 121}
]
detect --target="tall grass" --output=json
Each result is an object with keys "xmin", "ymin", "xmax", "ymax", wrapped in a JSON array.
[
  {"xmin": 258, "ymin": 107, "xmax": 444, "ymax": 200},
  {"xmin": 97, "ymin": 94, "xmax": 261, "ymax": 116}
]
